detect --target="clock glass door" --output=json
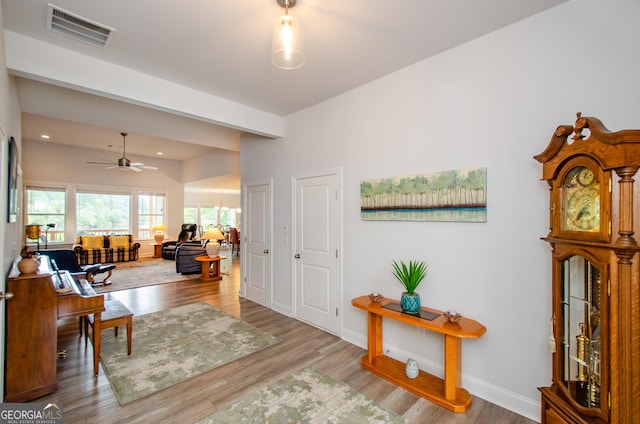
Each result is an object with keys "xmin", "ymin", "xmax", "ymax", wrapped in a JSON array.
[
  {"xmin": 562, "ymin": 166, "xmax": 600, "ymax": 233},
  {"xmin": 560, "ymin": 255, "xmax": 603, "ymax": 412}
]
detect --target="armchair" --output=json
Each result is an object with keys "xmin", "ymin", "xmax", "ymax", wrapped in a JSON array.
[
  {"xmin": 175, "ymin": 243, "xmax": 206, "ymax": 274},
  {"xmin": 161, "ymin": 224, "xmax": 199, "ymax": 260}
]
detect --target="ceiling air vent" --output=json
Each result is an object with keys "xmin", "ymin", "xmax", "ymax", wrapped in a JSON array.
[{"xmin": 46, "ymin": 4, "xmax": 115, "ymax": 48}]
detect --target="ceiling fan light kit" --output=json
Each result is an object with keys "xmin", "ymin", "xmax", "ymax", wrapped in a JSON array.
[
  {"xmin": 271, "ymin": 0, "xmax": 305, "ymax": 70},
  {"xmin": 87, "ymin": 132, "xmax": 158, "ymax": 172}
]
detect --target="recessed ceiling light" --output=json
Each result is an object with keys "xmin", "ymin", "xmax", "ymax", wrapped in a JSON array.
[
  {"xmin": 156, "ymin": 152, "xmax": 163, "ymax": 156},
  {"xmin": 41, "ymin": 134, "xmax": 51, "ymax": 139}
]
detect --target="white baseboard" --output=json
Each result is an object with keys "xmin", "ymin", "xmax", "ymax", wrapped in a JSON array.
[
  {"xmin": 271, "ymin": 301, "xmax": 292, "ymax": 317},
  {"xmin": 340, "ymin": 328, "xmax": 540, "ymax": 423}
]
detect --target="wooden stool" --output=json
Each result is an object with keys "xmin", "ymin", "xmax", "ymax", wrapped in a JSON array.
[{"xmin": 85, "ymin": 299, "xmax": 133, "ymax": 356}]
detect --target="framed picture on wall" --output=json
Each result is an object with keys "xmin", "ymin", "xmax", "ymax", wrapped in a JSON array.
[
  {"xmin": 7, "ymin": 136, "xmax": 18, "ymax": 223},
  {"xmin": 360, "ymin": 167, "xmax": 487, "ymax": 222}
]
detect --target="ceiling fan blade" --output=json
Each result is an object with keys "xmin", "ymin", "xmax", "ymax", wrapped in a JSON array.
[
  {"xmin": 105, "ymin": 165, "xmax": 119, "ymax": 169},
  {"xmin": 130, "ymin": 161, "xmax": 158, "ymax": 170},
  {"xmin": 129, "ymin": 166, "xmax": 142, "ymax": 172}
]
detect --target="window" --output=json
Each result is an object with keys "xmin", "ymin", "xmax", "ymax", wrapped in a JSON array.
[
  {"xmin": 200, "ymin": 207, "xmax": 217, "ymax": 228},
  {"xmin": 184, "ymin": 207, "xmax": 197, "ymax": 224},
  {"xmin": 138, "ymin": 192, "xmax": 166, "ymax": 238},
  {"xmin": 26, "ymin": 187, "xmax": 66, "ymax": 243},
  {"xmin": 219, "ymin": 207, "xmax": 238, "ymax": 228},
  {"xmin": 76, "ymin": 190, "xmax": 130, "ymax": 235},
  {"xmin": 185, "ymin": 205, "xmax": 239, "ymax": 230}
]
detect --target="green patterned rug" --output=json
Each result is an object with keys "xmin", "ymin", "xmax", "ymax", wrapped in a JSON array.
[
  {"xmin": 196, "ymin": 367, "xmax": 408, "ymax": 423},
  {"xmin": 100, "ymin": 302, "xmax": 280, "ymax": 404}
]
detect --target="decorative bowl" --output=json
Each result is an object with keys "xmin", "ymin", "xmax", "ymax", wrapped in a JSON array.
[
  {"xmin": 368, "ymin": 292, "xmax": 384, "ymax": 303},
  {"xmin": 18, "ymin": 257, "xmax": 39, "ymax": 274},
  {"xmin": 443, "ymin": 310, "xmax": 463, "ymax": 323}
]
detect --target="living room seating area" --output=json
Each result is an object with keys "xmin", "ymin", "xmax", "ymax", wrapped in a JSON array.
[{"xmin": 74, "ymin": 234, "xmax": 140, "ymax": 265}]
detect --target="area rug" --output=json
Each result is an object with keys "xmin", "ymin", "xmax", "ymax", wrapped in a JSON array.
[
  {"xmin": 100, "ymin": 302, "xmax": 280, "ymax": 404},
  {"xmin": 93, "ymin": 257, "xmax": 201, "ymax": 293},
  {"xmin": 196, "ymin": 367, "xmax": 408, "ymax": 424}
]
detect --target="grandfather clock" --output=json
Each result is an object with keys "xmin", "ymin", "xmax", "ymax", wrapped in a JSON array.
[{"xmin": 535, "ymin": 113, "xmax": 640, "ymax": 424}]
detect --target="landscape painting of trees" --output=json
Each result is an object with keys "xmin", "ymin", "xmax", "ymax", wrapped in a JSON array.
[{"xmin": 360, "ymin": 167, "xmax": 487, "ymax": 222}]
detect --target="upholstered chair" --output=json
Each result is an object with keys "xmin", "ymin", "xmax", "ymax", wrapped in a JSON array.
[{"xmin": 175, "ymin": 243, "xmax": 205, "ymax": 274}]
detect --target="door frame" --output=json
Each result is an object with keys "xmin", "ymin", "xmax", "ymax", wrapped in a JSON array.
[
  {"xmin": 240, "ymin": 178, "xmax": 273, "ymax": 302},
  {"xmin": 291, "ymin": 167, "xmax": 343, "ymax": 335},
  {"xmin": 0, "ymin": 127, "xmax": 7, "ymax": 401}
]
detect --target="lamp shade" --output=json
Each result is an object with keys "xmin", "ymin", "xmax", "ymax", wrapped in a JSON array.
[
  {"xmin": 25, "ymin": 225, "xmax": 41, "ymax": 240},
  {"xmin": 202, "ymin": 227, "xmax": 225, "ymax": 241},
  {"xmin": 151, "ymin": 224, "xmax": 167, "ymax": 231},
  {"xmin": 271, "ymin": 13, "xmax": 305, "ymax": 69}
]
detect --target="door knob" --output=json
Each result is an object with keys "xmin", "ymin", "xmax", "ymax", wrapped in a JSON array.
[
  {"xmin": 263, "ymin": 249, "xmax": 269, "ymax": 254},
  {"xmin": 295, "ymin": 254, "xmax": 300, "ymax": 259},
  {"xmin": 0, "ymin": 292, "xmax": 14, "ymax": 300}
]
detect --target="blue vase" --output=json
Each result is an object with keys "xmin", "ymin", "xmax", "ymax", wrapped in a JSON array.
[{"xmin": 400, "ymin": 292, "xmax": 420, "ymax": 314}]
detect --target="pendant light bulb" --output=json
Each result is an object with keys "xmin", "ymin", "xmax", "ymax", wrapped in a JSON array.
[{"xmin": 271, "ymin": 0, "xmax": 305, "ymax": 70}]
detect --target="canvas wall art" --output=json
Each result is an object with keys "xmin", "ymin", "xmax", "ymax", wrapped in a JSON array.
[{"xmin": 360, "ymin": 167, "xmax": 487, "ymax": 222}]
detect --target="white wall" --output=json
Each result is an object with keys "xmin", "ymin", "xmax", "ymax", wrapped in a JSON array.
[
  {"xmin": 0, "ymin": 3, "xmax": 22, "ymax": 271},
  {"xmin": 240, "ymin": 0, "xmax": 640, "ymax": 420},
  {"xmin": 181, "ymin": 148, "xmax": 239, "ymax": 184},
  {"xmin": 184, "ymin": 190, "xmax": 241, "ymax": 210}
]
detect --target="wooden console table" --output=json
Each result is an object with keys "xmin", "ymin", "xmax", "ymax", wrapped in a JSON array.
[
  {"xmin": 195, "ymin": 256, "xmax": 225, "ymax": 281},
  {"xmin": 352, "ymin": 295, "xmax": 486, "ymax": 412}
]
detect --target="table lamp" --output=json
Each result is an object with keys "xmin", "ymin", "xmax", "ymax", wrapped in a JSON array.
[
  {"xmin": 202, "ymin": 227, "xmax": 225, "ymax": 258},
  {"xmin": 151, "ymin": 224, "xmax": 167, "ymax": 243},
  {"xmin": 25, "ymin": 224, "xmax": 41, "ymax": 252}
]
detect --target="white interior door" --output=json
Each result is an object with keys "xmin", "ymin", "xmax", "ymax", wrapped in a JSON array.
[
  {"xmin": 294, "ymin": 171, "xmax": 340, "ymax": 335},
  {"xmin": 244, "ymin": 182, "xmax": 271, "ymax": 307}
]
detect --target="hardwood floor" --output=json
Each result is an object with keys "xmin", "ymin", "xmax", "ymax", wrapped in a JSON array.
[{"xmin": 35, "ymin": 255, "xmax": 536, "ymax": 423}]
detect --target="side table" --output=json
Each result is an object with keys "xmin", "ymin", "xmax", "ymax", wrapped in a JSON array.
[
  {"xmin": 150, "ymin": 243, "xmax": 162, "ymax": 258},
  {"xmin": 195, "ymin": 256, "xmax": 226, "ymax": 282}
]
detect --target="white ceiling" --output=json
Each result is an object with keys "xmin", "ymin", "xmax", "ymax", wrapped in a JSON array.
[{"xmin": 1, "ymin": 0, "xmax": 567, "ymax": 189}]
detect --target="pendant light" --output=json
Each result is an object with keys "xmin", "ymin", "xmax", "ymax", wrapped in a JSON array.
[{"xmin": 271, "ymin": 0, "xmax": 305, "ymax": 70}]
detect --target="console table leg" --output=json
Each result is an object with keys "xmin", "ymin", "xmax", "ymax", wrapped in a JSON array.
[
  {"xmin": 444, "ymin": 334, "xmax": 462, "ymax": 400},
  {"xmin": 367, "ymin": 312, "xmax": 383, "ymax": 361}
]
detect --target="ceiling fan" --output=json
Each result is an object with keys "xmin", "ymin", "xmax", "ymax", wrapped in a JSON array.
[{"xmin": 87, "ymin": 132, "xmax": 158, "ymax": 172}]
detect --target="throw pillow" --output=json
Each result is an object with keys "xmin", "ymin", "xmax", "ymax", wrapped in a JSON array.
[
  {"xmin": 109, "ymin": 235, "xmax": 130, "ymax": 248},
  {"xmin": 82, "ymin": 235, "xmax": 104, "ymax": 249}
]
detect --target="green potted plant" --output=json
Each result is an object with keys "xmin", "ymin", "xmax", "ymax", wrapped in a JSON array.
[{"xmin": 392, "ymin": 259, "xmax": 428, "ymax": 314}]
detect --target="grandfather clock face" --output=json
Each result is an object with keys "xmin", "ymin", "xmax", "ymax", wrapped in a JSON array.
[{"xmin": 562, "ymin": 166, "xmax": 600, "ymax": 232}]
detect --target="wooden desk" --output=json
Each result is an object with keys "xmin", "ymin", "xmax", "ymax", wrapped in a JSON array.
[
  {"xmin": 195, "ymin": 256, "xmax": 225, "ymax": 281},
  {"xmin": 352, "ymin": 295, "xmax": 486, "ymax": 412},
  {"xmin": 150, "ymin": 243, "xmax": 162, "ymax": 258}
]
